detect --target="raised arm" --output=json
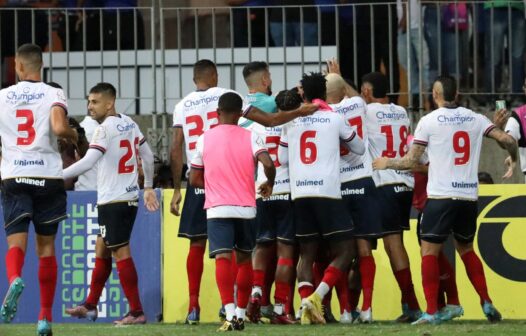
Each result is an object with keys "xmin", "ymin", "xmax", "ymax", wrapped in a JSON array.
[
  {"xmin": 51, "ymin": 106, "xmax": 78, "ymax": 142},
  {"xmin": 487, "ymin": 127, "xmax": 518, "ymax": 179}
]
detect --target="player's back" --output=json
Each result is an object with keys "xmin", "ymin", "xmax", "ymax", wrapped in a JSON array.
[
  {"xmin": 0, "ymin": 81, "xmax": 67, "ymax": 179},
  {"xmin": 414, "ymin": 106, "xmax": 494, "ymax": 200},
  {"xmin": 331, "ymin": 96, "xmax": 372, "ymax": 182},
  {"xmin": 283, "ymin": 110, "xmax": 349, "ymax": 199},
  {"xmin": 173, "ymin": 87, "xmax": 233, "ymax": 161},
  {"xmin": 92, "ymin": 114, "xmax": 145, "ymax": 204},
  {"xmin": 365, "ymin": 102, "xmax": 413, "ymax": 187}
]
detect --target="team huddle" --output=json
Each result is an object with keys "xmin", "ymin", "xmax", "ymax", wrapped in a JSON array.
[
  {"xmin": 0, "ymin": 44, "xmax": 518, "ymax": 335},
  {"xmin": 171, "ymin": 59, "xmax": 517, "ymax": 331}
]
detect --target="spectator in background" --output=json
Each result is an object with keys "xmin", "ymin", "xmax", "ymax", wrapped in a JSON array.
[
  {"xmin": 181, "ymin": 0, "xmax": 231, "ymax": 48},
  {"xmin": 228, "ymin": 0, "xmax": 268, "ymax": 47},
  {"xmin": 339, "ymin": 1, "xmax": 400, "ymax": 102},
  {"xmin": 397, "ymin": 0, "xmax": 429, "ymax": 110},
  {"xmin": 75, "ymin": 0, "xmax": 145, "ymax": 50},
  {"xmin": 424, "ymin": 2, "xmax": 469, "ymax": 88},
  {"xmin": 269, "ymin": 0, "xmax": 318, "ymax": 47},
  {"xmin": 484, "ymin": 1, "xmax": 525, "ymax": 103}
]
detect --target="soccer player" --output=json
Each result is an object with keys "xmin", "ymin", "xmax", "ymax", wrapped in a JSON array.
[
  {"xmin": 189, "ymin": 92, "xmax": 275, "ymax": 332},
  {"xmin": 278, "ymin": 72, "xmax": 365, "ymax": 325},
  {"xmin": 170, "ymin": 59, "xmax": 317, "ymax": 323},
  {"xmin": 63, "ymin": 83, "xmax": 159, "ymax": 325},
  {"xmin": 240, "ymin": 62, "xmax": 296, "ymax": 324},
  {"xmin": 325, "ymin": 73, "xmax": 382, "ymax": 323},
  {"xmin": 361, "ymin": 72, "xmax": 422, "ymax": 323},
  {"xmin": 0, "ymin": 44, "xmax": 78, "ymax": 336},
  {"xmin": 373, "ymin": 75, "xmax": 517, "ymax": 324}
]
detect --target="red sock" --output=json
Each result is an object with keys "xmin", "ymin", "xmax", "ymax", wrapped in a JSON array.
[
  {"xmin": 253, "ymin": 269, "xmax": 265, "ymax": 289},
  {"xmin": 298, "ymin": 282, "xmax": 314, "ymax": 299},
  {"xmin": 438, "ymin": 252, "xmax": 460, "ymax": 305},
  {"xmin": 236, "ymin": 261, "xmax": 253, "ymax": 309},
  {"xmin": 116, "ymin": 258, "xmax": 143, "ymax": 312},
  {"xmin": 335, "ymin": 273, "xmax": 350, "ymax": 313},
  {"xmin": 231, "ymin": 254, "xmax": 239, "ymax": 285},
  {"xmin": 262, "ymin": 257, "xmax": 276, "ymax": 306},
  {"xmin": 216, "ymin": 257, "xmax": 235, "ymax": 305},
  {"xmin": 38, "ymin": 256, "xmax": 57, "ymax": 321},
  {"xmin": 422, "ymin": 255, "xmax": 440, "ymax": 314},
  {"xmin": 461, "ymin": 251, "xmax": 491, "ymax": 304},
  {"xmin": 394, "ymin": 267, "xmax": 420, "ymax": 310},
  {"xmin": 86, "ymin": 257, "xmax": 112, "ymax": 306},
  {"xmin": 6, "ymin": 247, "xmax": 25, "ymax": 283},
  {"xmin": 349, "ymin": 288, "xmax": 361, "ymax": 311},
  {"xmin": 359, "ymin": 256, "xmax": 376, "ymax": 311},
  {"xmin": 187, "ymin": 245, "xmax": 205, "ymax": 311},
  {"xmin": 321, "ymin": 266, "xmax": 344, "ymax": 288},
  {"xmin": 274, "ymin": 258, "xmax": 294, "ymax": 306}
]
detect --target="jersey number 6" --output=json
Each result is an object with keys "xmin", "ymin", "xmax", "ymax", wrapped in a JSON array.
[{"xmin": 300, "ymin": 130, "xmax": 317, "ymax": 164}]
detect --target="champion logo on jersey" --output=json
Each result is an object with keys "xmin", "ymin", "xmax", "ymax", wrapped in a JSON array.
[
  {"xmin": 335, "ymin": 103, "xmax": 360, "ymax": 115},
  {"xmin": 117, "ymin": 122, "xmax": 136, "ymax": 132},
  {"xmin": 437, "ymin": 111, "xmax": 475, "ymax": 124},
  {"xmin": 6, "ymin": 90, "xmax": 45, "ymax": 104},
  {"xmin": 375, "ymin": 110, "xmax": 407, "ymax": 121},
  {"xmin": 292, "ymin": 115, "xmax": 331, "ymax": 125},
  {"xmin": 183, "ymin": 95, "xmax": 219, "ymax": 108}
]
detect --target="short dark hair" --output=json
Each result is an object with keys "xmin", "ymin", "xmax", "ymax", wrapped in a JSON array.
[
  {"xmin": 242, "ymin": 61, "xmax": 268, "ymax": 80},
  {"xmin": 478, "ymin": 171, "xmax": 494, "ymax": 184},
  {"xmin": 218, "ymin": 92, "xmax": 242, "ymax": 113},
  {"xmin": 275, "ymin": 90, "xmax": 302, "ymax": 111},
  {"xmin": 193, "ymin": 59, "xmax": 217, "ymax": 80},
  {"xmin": 435, "ymin": 75, "xmax": 457, "ymax": 102},
  {"xmin": 362, "ymin": 72, "xmax": 388, "ymax": 98},
  {"xmin": 16, "ymin": 43, "xmax": 42, "ymax": 68},
  {"xmin": 301, "ymin": 72, "xmax": 326, "ymax": 101},
  {"xmin": 89, "ymin": 82, "xmax": 117, "ymax": 99}
]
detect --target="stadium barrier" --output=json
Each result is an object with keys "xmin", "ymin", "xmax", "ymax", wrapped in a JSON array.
[
  {"xmin": 163, "ymin": 185, "xmax": 526, "ymax": 322},
  {"xmin": 0, "ymin": 190, "xmax": 162, "ymax": 323}
]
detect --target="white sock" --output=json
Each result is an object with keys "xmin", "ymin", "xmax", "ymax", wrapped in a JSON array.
[
  {"xmin": 314, "ymin": 282, "xmax": 330, "ymax": 299},
  {"xmin": 225, "ymin": 303, "xmax": 236, "ymax": 321},
  {"xmin": 251, "ymin": 286, "xmax": 262, "ymax": 296},
  {"xmin": 235, "ymin": 307, "xmax": 246, "ymax": 320},
  {"xmin": 274, "ymin": 303, "xmax": 284, "ymax": 315}
]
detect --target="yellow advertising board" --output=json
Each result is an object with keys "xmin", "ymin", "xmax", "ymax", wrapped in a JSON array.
[{"xmin": 163, "ymin": 185, "xmax": 526, "ymax": 322}]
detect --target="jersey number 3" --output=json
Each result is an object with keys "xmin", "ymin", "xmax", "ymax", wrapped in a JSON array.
[{"xmin": 16, "ymin": 109, "xmax": 36, "ymax": 146}]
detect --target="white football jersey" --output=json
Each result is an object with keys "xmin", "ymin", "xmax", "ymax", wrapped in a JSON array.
[
  {"xmin": 365, "ymin": 102, "xmax": 414, "ymax": 188},
  {"xmin": 279, "ymin": 110, "xmax": 358, "ymax": 200},
  {"xmin": 0, "ymin": 81, "xmax": 67, "ymax": 179},
  {"xmin": 173, "ymin": 87, "xmax": 241, "ymax": 163},
  {"xmin": 89, "ymin": 114, "xmax": 145, "ymax": 204},
  {"xmin": 75, "ymin": 115, "xmax": 99, "ymax": 190},
  {"xmin": 330, "ymin": 96, "xmax": 373, "ymax": 183},
  {"xmin": 414, "ymin": 107, "xmax": 495, "ymax": 200}
]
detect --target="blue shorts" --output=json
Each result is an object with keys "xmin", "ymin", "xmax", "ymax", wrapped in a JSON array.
[
  {"xmin": 341, "ymin": 177, "xmax": 383, "ymax": 238},
  {"xmin": 420, "ymin": 199, "xmax": 477, "ymax": 244},
  {"xmin": 293, "ymin": 197, "xmax": 353, "ymax": 243},
  {"xmin": 255, "ymin": 194, "xmax": 295, "ymax": 245},
  {"xmin": 2, "ymin": 178, "xmax": 67, "ymax": 236},
  {"xmin": 376, "ymin": 184, "xmax": 413, "ymax": 236},
  {"xmin": 207, "ymin": 217, "xmax": 255, "ymax": 258},
  {"xmin": 178, "ymin": 186, "xmax": 207, "ymax": 239}
]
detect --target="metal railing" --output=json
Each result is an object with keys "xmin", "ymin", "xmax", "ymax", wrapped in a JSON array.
[{"xmin": 0, "ymin": 1, "xmax": 524, "ymax": 160}]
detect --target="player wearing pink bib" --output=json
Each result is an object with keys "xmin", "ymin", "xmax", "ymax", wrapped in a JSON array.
[
  {"xmin": 189, "ymin": 92, "xmax": 275, "ymax": 332},
  {"xmin": 63, "ymin": 83, "xmax": 159, "ymax": 325},
  {"xmin": 0, "ymin": 44, "xmax": 78, "ymax": 336},
  {"xmin": 279, "ymin": 73, "xmax": 365, "ymax": 325},
  {"xmin": 373, "ymin": 76, "xmax": 517, "ymax": 324}
]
